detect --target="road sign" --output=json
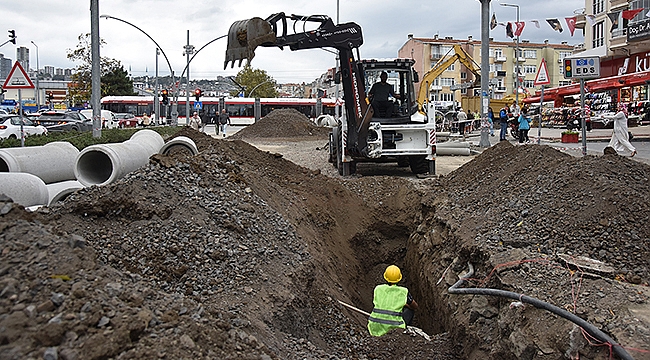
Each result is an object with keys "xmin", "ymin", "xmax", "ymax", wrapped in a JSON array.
[
  {"xmin": 564, "ymin": 56, "xmax": 600, "ymax": 79},
  {"xmin": 2, "ymin": 62, "xmax": 34, "ymax": 89},
  {"xmin": 534, "ymin": 58, "xmax": 551, "ymax": 86},
  {"xmin": 194, "ymin": 101, "xmax": 203, "ymax": 110}
]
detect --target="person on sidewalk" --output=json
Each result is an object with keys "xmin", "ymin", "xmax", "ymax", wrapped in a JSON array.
[
  {"xmin": 219, "ymin": 109, "xmax": 231, "ymax": 137},
  {"xmin": 604, "ymin": 103, "xmax": 636, "ymax": 157},
  {"xmin": 367, "ymin": 265, "xmax": 418, "ymax": 337},
  {"xmin": 518, "ymin": 108, "xmax": 531, "ymax": 143},
  {"xmin": 487, "ymin": 107, "xmax": 495, "ymax": 136},
  {"xmin": 499, "ymin": 105, "xmax": 509, "ymax": 141},
  {"xmin": 457, "ymin": 108, "xmax": 467, "ymax": 136}
]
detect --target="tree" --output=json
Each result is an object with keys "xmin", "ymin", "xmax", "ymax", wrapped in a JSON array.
[
  {"xmin": 229, "ymin": 64, "xmax": 277, "ymax": 98},
  {"xmin": 67, "ymin": 33, "xmax": 136, "ymax": 107}
]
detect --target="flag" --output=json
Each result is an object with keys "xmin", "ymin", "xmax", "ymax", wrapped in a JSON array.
[
  {"xmin": 608, "ymin": 11, "xmax": 620, "ymax": 31},
  {"xmin": 506, "ymin": 22, "xmax": 514, "ymax": 38},
  {"xmin": 514, "ymin": 21, "xmax": 526, "ymax": 37},
  {"xmin": 530, "ymin": 20, "xmax": 540, "ymax": 28},
  {"xmin": 565, "ymin": 17, "xmax": 577, "ymax": 36},
  {"xmin": 546, "ymin": 19, "xmax": 563, "ymax": 33},
  {"xmin": 490, "ymin": 13, "xmax": 498, "ymax": 30},
  {"xmin": 646, "ymin": 10, "xmax": 650, "ymax": 18},
  {"xmin": 622, "ymin": 8, "xmax": 644, "ymax": 20},
  {"xmin": 585, "ymin": 14, "xmax": 596, "ymax": 26}
]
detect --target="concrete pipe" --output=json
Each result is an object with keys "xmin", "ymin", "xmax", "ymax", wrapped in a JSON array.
[
  {"xmin": 75, "ymin": 129, "xmax": 164, "ymax": 187},
  {"xmin": 46, "ymin": 180, "xmax": 85, "ymax": 205},
  {"xmin": 159, "ymin": 136, "xmax": 198, "ymax": 156},
  {"xmin": 436, "ymin": 141, "xmax": 471, "ymax": 149},
  {"xmin": 435, "ymin": 147, "xmax": 471, "ymax": 156},
  {"xmin": 0, "ymin": 142, "xmax": 79, "ymax": 184},
  {"xmin": 0, "ymin": 172, "xmax": 49, "ymax": 207}
]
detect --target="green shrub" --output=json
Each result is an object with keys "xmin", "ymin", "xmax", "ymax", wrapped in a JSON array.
[{"xmin": 0, "ymin": 126, "xmax": 182, "ymax": 150}]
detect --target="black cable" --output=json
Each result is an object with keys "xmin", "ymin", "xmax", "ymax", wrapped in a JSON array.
[{"xmin": 448, "ymin": 263, "xmax": 634, "ymax": 360}]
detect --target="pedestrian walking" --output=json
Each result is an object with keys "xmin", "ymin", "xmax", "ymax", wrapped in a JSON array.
[
  {"xmin": 499, "ymin": 105, "xmax": 509, "ymax": 141},
  {"xmin": 188, "ymin": 111, "xmax": 201, "ymax": 131},
  {"xmin": 487, "ymin": 107, "xmax": 495, "ymax": 136},
  {"xmin": 457, "ymin": 108, "xmax": 467, "ymax": 136},
  {"xmin": 219, "ymin": 109, "xmax": 231, "ymax": 137},
  {"xmin": 518, "ymin": 108, "xmax": 531, "ymax": 143},
  {"xmin": 604, "ymin": 103, "xmax": 636, "ymax": 157}
]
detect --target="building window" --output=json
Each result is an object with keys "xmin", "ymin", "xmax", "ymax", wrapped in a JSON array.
[
  {"xmin": 440, "ymin": 93, "xmax": 455, "ymax": 102},
  {"xmin": 592, "ymin": 0, "xmax": 604, "ymax": 15},
  {"xmin": 460, "ymin": 72, "xmax": 467, "ymax": 79},
  {"xmin": 592, "ymin": 21, "xmax": 604, "ymax": 48},
  {"xmin": 523, "ymin": 79, "xmax": 535, "ymax": 88},
  {"xmin": 447, "ymin": 64, "xmax": 455, "ymax": 71},
  {"xmin": 559, "ymin": 80, "xmax": 572, "ymax": 86},
  {"xmin": 629, "ymin": 0, "xmax": 650, "ymax": 24},
  {"xmin": 438, "ymin": 78, "xmax": 455, "ymax": 87},
  {"xmin": 559, "ymin": 51, "xmax": 572, "ymax": 59},
  {"xmin": 524, "ymin": 50, "xmax": 537, "ymax": 58},
  {"xmin": 523, "ymin": 65, "xmax": 537, "ymax": 74}
]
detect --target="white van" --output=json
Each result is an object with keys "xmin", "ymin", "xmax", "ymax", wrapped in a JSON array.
[{"xmin": 80, "ymin": 109, "xmax": 117, "ymax": 129}]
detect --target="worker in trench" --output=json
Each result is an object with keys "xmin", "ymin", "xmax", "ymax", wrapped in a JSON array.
[{"xmin": 367, "ymin": 265, "xmax": 419, "ymax": 336}]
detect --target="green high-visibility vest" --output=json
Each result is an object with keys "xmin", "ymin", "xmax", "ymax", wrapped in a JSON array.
[{"xmin": 367, "ymin": 284, "xmax": 408, "ymax": 336}]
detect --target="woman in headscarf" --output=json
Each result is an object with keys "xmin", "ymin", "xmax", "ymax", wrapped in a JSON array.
[{"xmin": 605, "ymin": 103, "xmax": 636, "ymax": 157}]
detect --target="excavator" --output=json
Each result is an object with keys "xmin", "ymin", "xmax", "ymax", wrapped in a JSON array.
[
  {"xmin": 224, "ymin": 13, "xmax": 436, "ymax": 176},
  {"xmin": 416, "ymin": 44, "xmax": 481, "ymax": 114}
]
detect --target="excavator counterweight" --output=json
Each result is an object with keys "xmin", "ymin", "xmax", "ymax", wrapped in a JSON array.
[{"xmin": 224, "ymin": 17, "xmax": 276, "ymax": 69}]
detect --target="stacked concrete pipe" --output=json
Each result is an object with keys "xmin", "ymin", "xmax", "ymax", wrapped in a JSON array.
[
  {"xmin": 75, "ymin": 129, "xmax": 164, "ymax": 187},
  {"xmin": 46, "ymin": 180, "xmax": 84, "ymax": 205},
  {"xmin": 0, "ymin": 173, "xmax": 49, "ymax": 207},
  {"xmin": 159, "ymin": 136, "xmax": 198, "ymax": 156},
  {"xmin": 0, "ymin": 142, "xmax": 79, "ymax": 183},
  {"xmin": 436, "ymin": 141, "xmax": 471, "ymax": 156}
]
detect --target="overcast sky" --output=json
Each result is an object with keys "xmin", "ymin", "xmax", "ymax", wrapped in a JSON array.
[{"xmin": 3, "ymin": 0, "xmax": 585, "ymax": 84}]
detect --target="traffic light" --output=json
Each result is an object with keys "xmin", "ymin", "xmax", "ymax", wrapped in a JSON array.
[
  {"xmin": 564, "ymin": 59, "xmax": 573, "ymax": 78},
  {"xmin": 161, "ymin": 89, "xmax": 169, "ymax": 105},
  {"xmin": 47, "ymin": 92, "xmax": 54, "ymax": 101},
  {"xmin": 7, "ymin": 30, "xmax": 15, "ymax": 44},
  {"xmin": 194, "ymin": 88, "xmax": 202, "ymax": 102}
]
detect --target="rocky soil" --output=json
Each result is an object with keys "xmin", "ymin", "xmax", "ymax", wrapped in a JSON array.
[{"xmin": 1, "ymin": 109, "xmax": 649, "ymax": 360}]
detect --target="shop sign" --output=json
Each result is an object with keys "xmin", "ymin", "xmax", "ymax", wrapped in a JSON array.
[{"xmin": 628, "ymin": 19, "xmax": 650, "ymax": 42}]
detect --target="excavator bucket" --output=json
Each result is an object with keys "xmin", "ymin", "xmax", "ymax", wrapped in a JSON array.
[{"xmin": 224, "ymin": 17, "xmax": 276, "ymax": 69}]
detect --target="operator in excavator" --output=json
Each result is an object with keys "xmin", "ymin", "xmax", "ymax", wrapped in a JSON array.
[
  {"xmin": 368, "ymin": 265, "xmax": 419, "ymax": 336},
  {"xmin": 368, "ymin": 71, "xmax": 397, "ymax": 118}
]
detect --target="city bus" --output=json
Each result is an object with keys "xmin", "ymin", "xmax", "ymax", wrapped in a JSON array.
[{"xmin": 100, "ymin": 96, "xmax": 337, "ymax": 125}]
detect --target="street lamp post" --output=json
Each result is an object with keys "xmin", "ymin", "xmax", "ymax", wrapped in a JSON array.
[
  {"xmin": 155, "ymin": 48, "xmax": 160, "ymax": 125},
  {"xmin": 30, "ymin": 41, "xmax": 39, "ymax": 110},
  {"xmin": 184, "ymin": 30, "xmax": 194, "ymax": 123},
  {"xmin": 100, "ymin": 15, "xmax": 178, "ymax": 123},
  {"xmin": 501, "ymin": 3, "xmax": 520, "ymax": 113}
]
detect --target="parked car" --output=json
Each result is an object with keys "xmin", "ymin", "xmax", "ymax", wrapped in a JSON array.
[
  {"xmin": 80, "ymin": 109, "xmax": 118, "ymax": 129},
  {"xmin": 0, "ymin": 114, "xmax": 48, "ymax": 139},
  {"xmin": 34, "ymin": 111, "xmax": 93, "ymax": 132},
  {"xmin": 115, "ymin": 113, "xmax": 138, "ymax": 128}
]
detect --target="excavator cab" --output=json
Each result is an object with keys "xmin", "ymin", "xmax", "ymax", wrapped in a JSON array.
[{"xmin": 362, "ymin": 59, "xmax": 419, "ymax": 124}]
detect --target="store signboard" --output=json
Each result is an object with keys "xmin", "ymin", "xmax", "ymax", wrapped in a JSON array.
[
  {"xmin": 564, "ymin": 57, "xmax": 600, "ymax": 79},
  {"xmin": 628, "ymin": 18, "xmax": 650, "ymax": 42}
]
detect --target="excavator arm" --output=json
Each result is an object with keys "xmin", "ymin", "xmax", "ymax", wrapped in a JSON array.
[
  {"xmin": 417, "ymin": 44, "xmax": 481, "ymax": 112},
  {"xmin": 224, "ymin": 13, "xmax": 374, "ymax": 157}
]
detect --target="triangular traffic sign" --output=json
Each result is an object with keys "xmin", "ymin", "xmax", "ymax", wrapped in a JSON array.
[
  {"xmin": 534, "ymin": 58, "xmax": 551, "ymax": 86},
  {"xmin": 2, "ymin": 61, "xmax": 35, "ymax": 89}
]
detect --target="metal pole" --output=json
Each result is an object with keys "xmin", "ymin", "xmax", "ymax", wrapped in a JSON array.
[
  {"xmin": 18, "ymin": 89, "xmax": 24, "ymax": 147},
  {"xmin": 335, "ymin": 0, "xmax": 341, "ymax": 121},
  {"xmin": 90, "ymin": 0, "xmax": 101, "ymax": 138},
  {"xmin": 538, "ymin": 86, "xmax": 544, "ymax": 144},
  {"xmin": 30, "ymin": 41, "xmax": 39, "ymax": 110},
  {"xmin": 580, "ymin": 79, "xmax": 586, "ymax": 156},
  {"xmin": 515, "ymin": 6, "xmax": 519, "ymax": 113},
  {"xmin": 185, "ymin": 30, "xmax": 191, "ymax": 124},
  {"xmin": 155, "ymin": 48, "xmax": 160, "ymax": 125},
  {"xmin": 478, "ymin": 0, "xmax": 491, "ymax": 148}
]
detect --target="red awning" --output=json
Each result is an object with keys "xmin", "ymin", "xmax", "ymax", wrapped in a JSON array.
[{"xmin": 587, "ymin": 70, "xmax": 650, "ymax": 92}]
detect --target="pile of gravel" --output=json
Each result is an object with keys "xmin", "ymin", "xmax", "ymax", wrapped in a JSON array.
[{"xmin": 229, "ymin": 108, "xmax": 330, "ymax": 140}]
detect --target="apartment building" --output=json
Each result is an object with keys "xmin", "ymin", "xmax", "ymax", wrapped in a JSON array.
[{"xmin": 398, "ymin": 35, "xmax": 573, "ymax": 105}]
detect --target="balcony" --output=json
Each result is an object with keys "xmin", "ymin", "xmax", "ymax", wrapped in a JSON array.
[
  {"xmin": 514, "ymin": 56, "xmax": 526, "ymax": 63},
  {"xmin": 494, "ymin": 55, "xmax": 507, "ymax": 62},
  {"xmin": 494, "ymin": 86, "xmax": 507, "ymax": 93},
  {"xmin": 430, "ymin": 85, "xmax": 443, "ymax": 91},
  {"xmin": 610, "ymin": 0, "xmax": 629, "ymax": 10},
  {"xmin": 430, "ymin": 53, "xmax": 443, "ymax": 61}
]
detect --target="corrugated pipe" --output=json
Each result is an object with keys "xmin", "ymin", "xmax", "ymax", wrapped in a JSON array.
[
  {"xmin": 0, "ymin": 173, "xmax": 49, "ymax": 207},
  {"xmin": 74, "ymin": 129, "xmax": 164, "ymax": 187},
  {"xmin": 448, "ymin": 263, "xmax": 634, "ymax": 360},
  {"xmin": 0, "ymin": 142, "xmax": 79, "ymax": 184}
]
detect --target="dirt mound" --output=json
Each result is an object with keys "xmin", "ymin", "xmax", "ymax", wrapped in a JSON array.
[
  {"xmin": 229, "ymin": 108, "xmax": 331, "ymax": 140},
  {"xmin": 1, "ymin": 131, "xmax": 649, "ymax": 360}
]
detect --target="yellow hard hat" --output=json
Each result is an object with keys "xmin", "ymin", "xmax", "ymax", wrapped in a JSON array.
[{"xmin": 383, "ymin": 265, "xmax": 402, "ymax": 283}]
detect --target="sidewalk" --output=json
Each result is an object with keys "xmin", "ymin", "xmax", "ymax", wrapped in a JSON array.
[{"xmin": 531, "ymin": 124, "xmax": 650, "ymax": 142}]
